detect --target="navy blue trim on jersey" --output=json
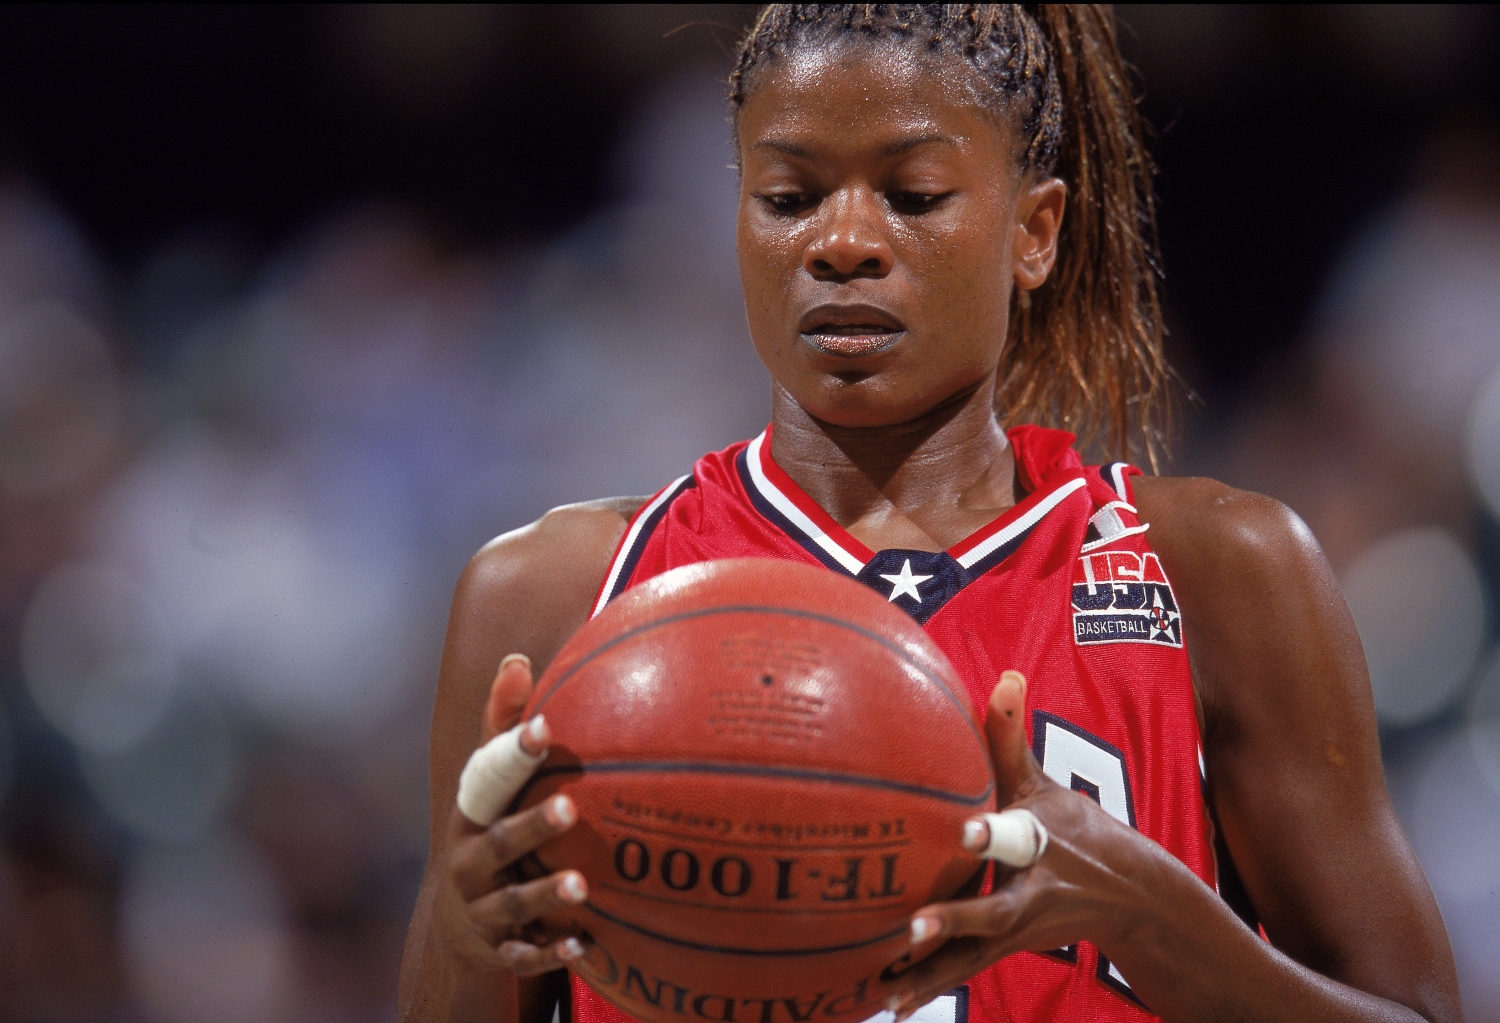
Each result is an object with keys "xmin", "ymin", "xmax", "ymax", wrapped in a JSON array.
[
  {"xmin": 596, "ymin": 474, "xmax": 697, "ymax": 611},
  {"xmin": 1032, "ymin": 710, "xmax": 1139, "ymax": 829},
  {"xmin": 959, "ymin": 520, "xmax": 1046, "ymax": 579},
  {"xmin": 1098, "ymin": 952, "xmax": 1150, "ymax": 1008},
  {"xmin": 735, "ymin": 446, "xmax": 853, "ymax": 574},
  {"xmin": 1102, "ymin": 461, "xmax": 1131, "ymax": 500}
]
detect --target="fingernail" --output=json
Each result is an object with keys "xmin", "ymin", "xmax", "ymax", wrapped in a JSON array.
[
  {"xmin": 963, "ymin": 818, "xmax": 989, "ymax": 851},
  {"xmin": 547, "ymin": 794, "xmax": 576, "ymax": 828},
  {"xmin": 886, "ymin": 995, "xmax": 902, "ymax": 1013},
  {"xmin": 910, "ymin": 915, "xmax": 936, "ymax": 944},
  {"xmin": 558, "ymin": 937, "xmax": 584, "ymax": 961},
  {"xmin": 526, "ymin": 715, "xmax": 547, "ymax": 744},
  {"xmin": 558, "ymin": 872, "xmax": 587, "ymax": 903},
  {"xmin": 500, "ymin": 653, "xmax": 531, "ymax": 672}
]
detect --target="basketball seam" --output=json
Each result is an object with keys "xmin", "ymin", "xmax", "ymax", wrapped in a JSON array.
[
  {"xmin": 530, "ymin": 604, "xmax": 988, "ymax": 755},
  {"xmin": 520, "ymin": 761, "xmax": 995, "ymax": 807}
]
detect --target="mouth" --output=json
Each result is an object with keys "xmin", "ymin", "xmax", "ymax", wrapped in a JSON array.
[{"xmin": 796, "ymin": 304, "xmax": 907, "ymax": 358}]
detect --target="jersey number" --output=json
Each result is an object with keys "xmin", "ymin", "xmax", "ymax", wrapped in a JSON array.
[{"xmin": 1033, "ymin": 711, "xmax": 1143, "ymax": 1005}]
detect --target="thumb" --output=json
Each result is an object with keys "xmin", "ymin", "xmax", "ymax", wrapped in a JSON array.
[
  {"xmin": 985, "ymin": 670, "xmax": 1042, "ymax": 806},
  {"xmin": 482, "ymin": 653, "xmax": 535, "ymax": 744}
]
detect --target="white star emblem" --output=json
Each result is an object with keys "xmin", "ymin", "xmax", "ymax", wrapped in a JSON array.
[{"xmin": 879, "ymin": 558, "xmax": 934, "ymax": 603}]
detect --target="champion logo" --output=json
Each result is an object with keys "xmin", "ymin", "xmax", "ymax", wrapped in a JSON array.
[{"xmin": 1071, "ymin": 549, "xmax": 1182, "ymax": 647}]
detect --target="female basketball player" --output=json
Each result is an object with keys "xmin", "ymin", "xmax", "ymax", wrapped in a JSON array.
[{"xmin": 398, "ymin": 6, "xmax": 1460, "ymax": 1023}]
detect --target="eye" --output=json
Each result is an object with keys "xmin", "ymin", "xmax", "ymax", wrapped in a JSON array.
[
  {"xmin": 887, "ymin": 191, "xmax": 951, "ymax": 215},
  {"xmin": 757, "ymin": 192, "xmax": 817, "ymax": 216}
]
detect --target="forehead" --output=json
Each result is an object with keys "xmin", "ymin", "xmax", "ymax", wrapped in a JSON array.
[{"xmin": 738, "ymin": 41, "xmax": 1014, "ymax": 158}]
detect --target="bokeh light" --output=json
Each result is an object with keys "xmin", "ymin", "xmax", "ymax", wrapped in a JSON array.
[
  {"xmin": 20, "ymin": 564, "xmax": 176, "ymax": 755},
  {"xmin": 1468, "ymin": 366, "xmax": 1500, "ymax": 520},
  {"xmin": 122, "ymin": 836, "xmax": 293, "ymax": 1023},
  {"xmin": 1469, "ymin": 651, "xmax": 1500, "ymax": 799},
  {"xmin": 1340, "ymin": 527, "xmax": 1486, "ymax": 727},
  {"xmin": 77, "ymin": 695, "xmax": 235, "ymax": 843}
]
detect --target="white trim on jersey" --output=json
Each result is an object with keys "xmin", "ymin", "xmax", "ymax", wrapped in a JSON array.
[
  {"xmin": 1110, "ymin": 462, "xmax": 1132, "ymax": 501},
  {"xmin": 589, "ymin": 474, "xmax": 692, "ymax": 619},
  {"xmin": 744, "ymin": 431, "xmax": 867, "ymax": 575},
  {"xmin": 954, "ymin": 476, "xmax": 1087, "ymax": 571}
]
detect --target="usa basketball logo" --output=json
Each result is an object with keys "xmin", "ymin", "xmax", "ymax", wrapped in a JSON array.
[{"xmin": 1071, "ymin": 550, "xmax": 1182, "ymax": 647}]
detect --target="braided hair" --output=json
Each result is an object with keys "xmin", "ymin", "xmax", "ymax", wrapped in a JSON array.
[{"xmin": 729, "ymin": 5, "xmax": 1169, "ymax": 465}]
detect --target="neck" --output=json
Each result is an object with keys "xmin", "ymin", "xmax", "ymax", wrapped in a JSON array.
[{"xmin": 768, "ymin": 378, "xmax": 1017, "ymax": 551}]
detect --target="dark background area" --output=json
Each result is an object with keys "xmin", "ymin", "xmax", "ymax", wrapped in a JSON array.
[{"xmin": 1, "ymin": 5, "xmax": 1496, "ymax": 396}]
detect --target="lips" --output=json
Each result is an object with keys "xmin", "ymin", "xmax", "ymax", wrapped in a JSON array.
[{"xmin": 796, "ymin": 303, "xmax": 907, "ymax": 358}]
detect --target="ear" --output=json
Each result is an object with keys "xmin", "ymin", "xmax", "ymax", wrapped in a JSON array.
[{"xmin": 1012, "ymin": 177, "xmax": 1067, "ymax": 292}]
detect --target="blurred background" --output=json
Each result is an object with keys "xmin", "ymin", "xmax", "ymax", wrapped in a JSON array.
[{"xmin": 0, "ymin": 4, "xmax": 1496, "ymax": 1021}]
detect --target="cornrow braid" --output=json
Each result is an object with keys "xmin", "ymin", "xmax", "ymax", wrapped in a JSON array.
[{"xmin": 729, "ymin": 5, "xmax": 1170, "ymax": 467}]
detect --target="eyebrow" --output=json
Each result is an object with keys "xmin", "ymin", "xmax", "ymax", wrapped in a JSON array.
[{"xmin": 752, "ymin": 133, "xmax": 959, "ymax": 159}]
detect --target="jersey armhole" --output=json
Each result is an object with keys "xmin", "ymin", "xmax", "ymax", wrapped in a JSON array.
[
  {"xmin": 1100, "ymin": 461, "xmax": 1143, "ymax": 506},
  {"xmin": 588, "ymin": 474, "xmax": 696, "ymax": 619}
]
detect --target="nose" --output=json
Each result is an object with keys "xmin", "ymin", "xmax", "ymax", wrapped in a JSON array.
[{"xmin": 802, "ymin": 187, "xmax": 893, "ymax": 281}]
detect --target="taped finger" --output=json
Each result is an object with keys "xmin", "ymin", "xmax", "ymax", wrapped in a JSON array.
[
  {"xmin": 457, "ymin": 717, "xmax": 547, "ymax": 826},
  {"xmin": 976, "ymin": 808, "xmax": 1048, "ymax": 867}
]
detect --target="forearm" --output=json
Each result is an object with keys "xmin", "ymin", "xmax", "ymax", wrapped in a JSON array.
[{"xmin": 1104, "ymin": 850, "xmax": 1435, "ymax": 1023}]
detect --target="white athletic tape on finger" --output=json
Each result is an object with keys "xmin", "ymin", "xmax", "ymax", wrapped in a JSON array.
[
  {"xmin": 456, "ymin": 721, "xmax": 545, "ymax": 826},
  {"xmin": 980, "ymin": 808, "xmax": 1048, "ymax": 867}
]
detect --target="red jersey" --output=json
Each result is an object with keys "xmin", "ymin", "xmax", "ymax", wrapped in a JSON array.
[{"xmin": 569, "ymin": 425, "xmax": 1214, "ymax": 1023}]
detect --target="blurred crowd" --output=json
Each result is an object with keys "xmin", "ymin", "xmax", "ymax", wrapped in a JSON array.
[
  {"xmin": 0, "ymin": 66, "xmax": 766, "ymax": 1022},
  {"xmin": 0, "ymin": 5, "xmax": 1497, "ymax": 1023}
]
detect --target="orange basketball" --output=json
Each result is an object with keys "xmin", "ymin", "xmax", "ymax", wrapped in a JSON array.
[{"xmin": 516, "ymin": 558, "xmax": 994, "ymax": 1023}]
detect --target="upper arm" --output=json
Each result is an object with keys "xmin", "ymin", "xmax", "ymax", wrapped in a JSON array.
[
  {"xmin": 1135, "ymin": 477, "xmax": 1460, "ymax": 1022},
  {"xmin": 398, "ymin": 498, "xmax": 639, "ymax": 1022},
  {"xmin": 427, "ymin": 497, "xmax": 643, "ymax": 837}
]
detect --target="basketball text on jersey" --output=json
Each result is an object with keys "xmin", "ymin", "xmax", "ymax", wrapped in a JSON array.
[{"xmin": 1071, "ymin": 550, "xmax": 1182, "ymax": 648}]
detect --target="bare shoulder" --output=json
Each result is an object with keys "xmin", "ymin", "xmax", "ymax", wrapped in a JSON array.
[
  {"xmin": 428, "ymin": 496, "xmax": 646, "ymax": 815},
  {"xmin": 452, "ymin": 496, "xmax": 649, "ymax": 675},
  {"xmin": 1131, "ymin": 475, "xmax": 1323, "ymax": 577},
  {"xmin": 1130, "ymin": 476, "xmax": 1363, "ymax": 740}
]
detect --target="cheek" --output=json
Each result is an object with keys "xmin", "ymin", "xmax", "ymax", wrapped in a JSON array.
[
  {"xmin": 737, "ymin": 218, "xmax": 800, "ymax": 332},
  {"xmin": 906, "ymin": 226, "xmax": 1012, "ymax": 335}
]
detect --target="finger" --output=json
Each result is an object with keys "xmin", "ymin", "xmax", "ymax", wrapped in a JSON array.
[
  {"xmin": 962, "ymin": 808, "xmax": 1049, "ymax": 867},
  {"xmin": 484, "ymin": 653, "xmax": 535, "ymax": 742},
  {"xmin": 986, "ymin": 670, "xmax": 1043, "ymax": 805},
  {"xmin": 472, "ymin": 870, "xmax": 589, "ymax": 944},
  {"xmin": 498, "ymin": 935, "xmax": 586, "ymax": 978},
  {"xmin": 909, "ymin": 883, "xmax": 1028, "ymax": 948},
  {"xmin": 451, "ymin": 794, "xmax": 576, "ymax": 898},
  {"xmin": 456, "ymin": 716, "xmax": 549, "ymax": 827},
  {"xmin": 887, "ymin": 937, "xmax": 1005, "ymax": 1022}
]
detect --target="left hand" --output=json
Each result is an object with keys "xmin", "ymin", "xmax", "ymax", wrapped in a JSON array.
[{"xmin": 886, "ymin": 670, "xmax": 1166, "ymax": 1020}]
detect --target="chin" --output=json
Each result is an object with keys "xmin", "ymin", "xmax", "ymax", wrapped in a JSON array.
[{"xmin": 796, "ymin": 377, "xmax": 942, "ymax": 430}]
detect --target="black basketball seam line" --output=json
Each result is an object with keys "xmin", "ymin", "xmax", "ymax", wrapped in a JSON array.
[
  {"xmin": 577, "ymin": 897, "xmax": 912, "ymax": 957},
  {"xmin": 530, "ymin": 604, "xmax": 987, "ymax": 756},
  {"xmin": 597, "ymin": 815, "xmax": 913, "ymax": 852},
  {"xmin": 519, "ymin": 762, "xmax": 995, "ymax": 808},
  {"xmin": 589, "ymin": 879, "xmax": 907, "ymax": 916}
]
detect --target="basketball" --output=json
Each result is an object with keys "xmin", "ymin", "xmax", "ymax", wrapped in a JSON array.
[{"xmin": 514, "ymin": 558, "xmax": 994, "ymax": 1023}]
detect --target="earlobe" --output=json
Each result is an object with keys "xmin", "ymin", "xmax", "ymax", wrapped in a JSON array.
[{"xmin": 1013, "ymin": 177, "xmax": 1067, "ymax": 292}]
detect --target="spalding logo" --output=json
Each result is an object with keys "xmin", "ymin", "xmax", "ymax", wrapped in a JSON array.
[{"xmin": 1071, "ymin": 550, "xmax": 1182, "ymax": 648}]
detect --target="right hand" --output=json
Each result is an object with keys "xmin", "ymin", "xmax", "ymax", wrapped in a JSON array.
[{"xmin": 435, "ymin": 653, "xmax": 590, "ymax": 977}]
